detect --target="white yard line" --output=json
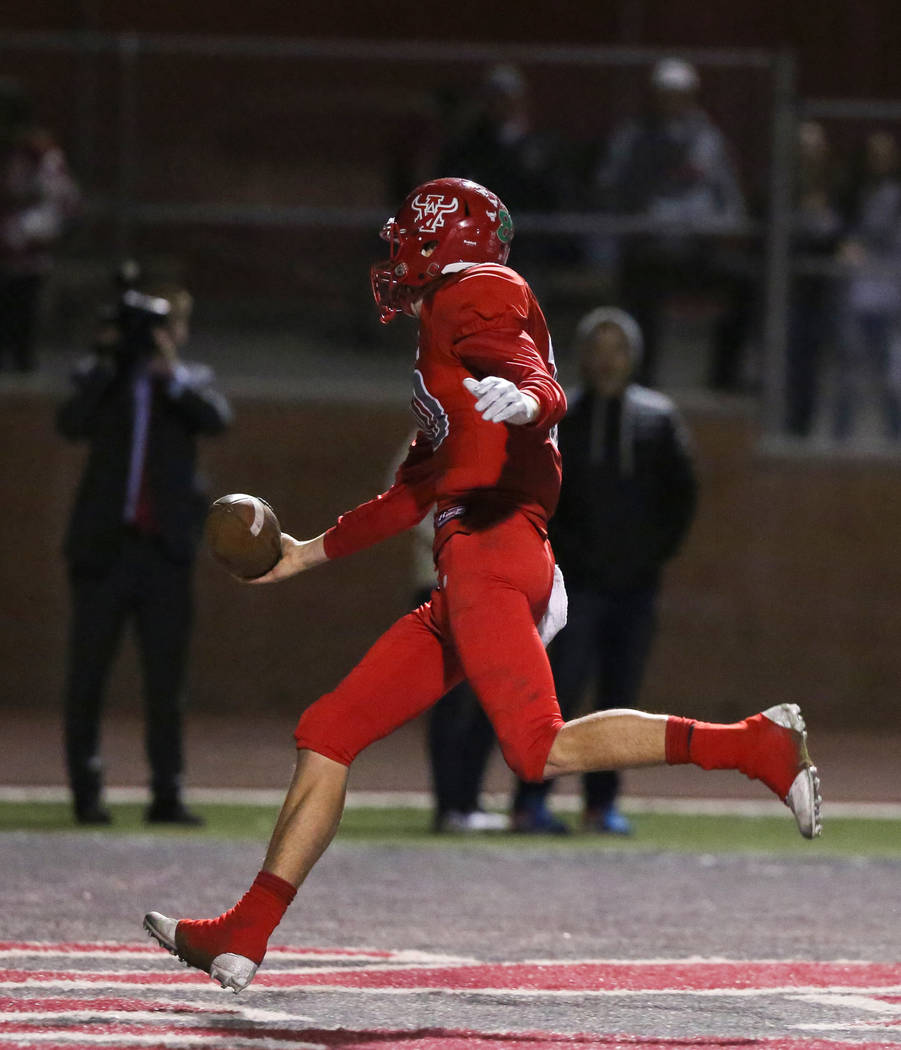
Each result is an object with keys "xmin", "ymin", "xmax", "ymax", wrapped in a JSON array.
[
  {"xmin": 3, "ymin": 978, "xmax": 901, "ymax": 997},
  {"xmin": 1, "ymin": 785, "xmax": 900, "ymax": 819}
]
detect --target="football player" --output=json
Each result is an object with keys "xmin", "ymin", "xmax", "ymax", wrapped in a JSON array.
[{"xmin": 144, "ymin": 177, "xmax": 821, "ymax": 992}]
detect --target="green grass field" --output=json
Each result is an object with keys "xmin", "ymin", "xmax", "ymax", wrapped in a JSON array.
[{"xmin": 2, "ymin": 800, "xmax": 900, "ymax": 857}]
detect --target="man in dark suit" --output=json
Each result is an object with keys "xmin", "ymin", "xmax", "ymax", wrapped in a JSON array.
[{"xmin": 57, "ymin": 285, "xmax": 231, "ymax": 825}]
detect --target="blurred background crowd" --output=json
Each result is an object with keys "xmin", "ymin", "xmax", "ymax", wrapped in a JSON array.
[{"xmin": 4, "ymin": 11, "xmax": 901, "ymax": 449}]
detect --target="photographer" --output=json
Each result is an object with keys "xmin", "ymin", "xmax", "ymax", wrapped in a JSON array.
[{"xmin": 57, "ymin": 283, "xmax": 231, "ymax": 825}]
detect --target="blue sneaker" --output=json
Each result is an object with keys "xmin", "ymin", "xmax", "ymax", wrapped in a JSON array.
[
  {"xmin": 585, "ymin": 805, "xmax": 633, "ymax": 836},
  {"xmin": 512, "ymin": 804, "xmax": 570, "ymax": 835}
]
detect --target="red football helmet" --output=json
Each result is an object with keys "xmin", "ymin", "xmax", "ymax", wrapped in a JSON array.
[{"xmin": 370, "ymin": 177, "xmax": 514, "ymax": 323}]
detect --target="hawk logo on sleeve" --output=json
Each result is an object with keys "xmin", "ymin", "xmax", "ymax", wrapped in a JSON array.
[
  {"xmin": 411, "ymin": 194, "xmax": 459, "ymax": 234},
  {"xmin": 411, "ymin": 369, "xmax": 449, "ymax": 449}
]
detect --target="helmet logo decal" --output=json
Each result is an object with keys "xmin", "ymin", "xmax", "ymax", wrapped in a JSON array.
[
  {"xmin": 497, "ymin": 207, "xmax": 514, "ymax": 244},
  {"xmin": 411, "ymin": 194, "xmax": 459, "ymax": 234}
]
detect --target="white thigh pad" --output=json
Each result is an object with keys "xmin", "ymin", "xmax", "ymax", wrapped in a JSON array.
[{"xmin": 537, "ymin": 564, "xmax": 568, "ymax": 648}]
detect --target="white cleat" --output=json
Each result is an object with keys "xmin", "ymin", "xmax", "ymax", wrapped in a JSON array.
[
  {"xmin": 760, "ymin": 703, "xmax": 823, "ymax": 839},
  {"xmin": 209, "ymin": 953, "xmax": 259, "ymax": 993},
  {"xmin": 143, "ymin": 911, "xmax": 178, "ymax": 954},
  {"xmin": 143, "ymin": 911, "xmax": 259, "ymax": 993}
]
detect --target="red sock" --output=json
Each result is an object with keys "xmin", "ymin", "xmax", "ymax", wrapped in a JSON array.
[
  {"xmin": 176, "ymin": 870, "xmax": 296, "ymax": 968},
  {"xmin": 665, "ymin": 713, "xmax": 800, "ymax": 799},
  {"xmin": 665, "ymin": 716, "xmax": 695, "ymax": 764}
]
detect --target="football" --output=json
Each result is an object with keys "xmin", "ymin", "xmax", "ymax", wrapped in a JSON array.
[{"xmin": 204, "ymin": 493, "xmax": 282, "ymax": 579}]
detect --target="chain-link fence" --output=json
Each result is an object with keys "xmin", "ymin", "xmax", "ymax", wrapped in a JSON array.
[{"xmin": 15, "ymin": 32, "xmax": 901, "ymax": 448}]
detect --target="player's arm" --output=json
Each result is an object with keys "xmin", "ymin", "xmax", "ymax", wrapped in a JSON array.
[
  {"xmin": 460, "ymin": 337, "xmax": 566, "ymax": 426},
  {"xmin": 249, "ymin": 532, "xmax": 329, "ymax": 583},
  {"xmin": 442, "ymin": 275, "xmax": 566, "ymax": 426},
  {"xmin": 251, "ymin": 435, "xmax": 437, "ymax": 584}
]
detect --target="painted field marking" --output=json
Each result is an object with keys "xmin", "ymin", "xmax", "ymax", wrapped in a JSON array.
[
  {"xmin": 3, "ymin": 785, "xmax": 901, "ymax": 819},
  {"xmin": 2, "ymin": 958, "xmax": 901, "ymax": 995},
  {"xmin": 0, "ymin": 942, "xmax": 471, "ymax": 964},
  {"xmin": 3, "ymin": 949, "xmax": 901, "ymax": 1048},
  {"xmin": 0, "ymin": 1028, "xmax": 897, "ymax": 1050},
  {"xmin": 0, "ymin": 1030, "xmax": 325, "ymax": 1049}
]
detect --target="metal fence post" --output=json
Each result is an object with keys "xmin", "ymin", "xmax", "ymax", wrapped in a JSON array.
[
  {"xmin": 761, "ymin": 50, "xmax": 797, "ymax": 435},
  {"xmin": 116, "ymin": 32, "xmax": 140, "ymax": 258}
]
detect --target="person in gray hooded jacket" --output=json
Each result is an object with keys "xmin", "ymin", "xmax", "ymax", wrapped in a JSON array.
[{"xmin": 511, "ymin": 307, "xmax": 698, "ymax": 834}]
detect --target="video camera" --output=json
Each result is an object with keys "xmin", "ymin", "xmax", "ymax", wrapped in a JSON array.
[{"xmin": 113, "ymin": 290, "xmax": 171, "ymax": 362}]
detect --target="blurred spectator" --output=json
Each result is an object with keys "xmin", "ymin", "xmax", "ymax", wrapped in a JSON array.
[
  {"xmin": 57, "ymin": 278, "xmax": 231, "ymax": 826},
  {"xmin": 388, "ymin": 434, "xmax": 505, "ymax": 834},
  {"xmin": 0, "ymin": 78, "xmax": 79, "ymax": 372},
  {"xmin": 511, "ymin": 308, "xmax": 698, "ymax": 834},
  {"xmin": 437, "ymin": 64, "xmax": 561, "ymax": 279},
  {"xmin": 832, "ymin": 130, "xmax": 901, "ymax": 441},
  {"xmin": 439, "ymin": 63, "xmax": 557, "ymax": 212},
  {"xmin": 596, "ymin": 58, "xmax": 750, "ymax": 389},
  {"xmin": 785, "ymin": 121, "xmax": 844, "ymax": 437}
]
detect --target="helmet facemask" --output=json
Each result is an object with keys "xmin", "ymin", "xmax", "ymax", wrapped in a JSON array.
[{"xmin": 370, "ymin": 220, "xmax": 442, "ymax": 324}]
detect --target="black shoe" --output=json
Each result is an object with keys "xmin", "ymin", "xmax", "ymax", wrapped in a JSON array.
[
  {"xmin": 511, "ymin": 803, "xmax": 570, "ymax": 835},
  {"xmin": 145, "ymin": 800, "xmax": 205, "ymax": 826},
  {"xmin": 75, "ymin": 802, "xmax": 112, "ymax": 826}
]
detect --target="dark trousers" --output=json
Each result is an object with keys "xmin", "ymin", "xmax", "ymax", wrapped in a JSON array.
[
  {"xmin": 64, "ymin": 533, "xmax": 194, "ymax": 809},
  {"xmin": 428, "ymin": 681, "xmax": 496, "ymax": 818},
  {"xmin": 785, "ymin": 278, "xmax": 833, "ymax": 437},
  {"xmin": 833, "ymin": 309, "xmax": 901, "ymax": 441},
  {"xmin": 0, "ymin": 273, "xmax": 43, "ymax": 372},
  {"xmin": 416, "ymin": 583, "xmax": 496, "ymax": 819},
  {"xmin": 513, "ymin": 583, "xmax": 658, "ymax": 815}
]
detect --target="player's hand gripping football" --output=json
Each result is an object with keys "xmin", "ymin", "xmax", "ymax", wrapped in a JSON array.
[
  {"xmin": 463, "ymin": 375, "xmax": 538, "ymax": 425},
  {"xmin": 247, "ymin": 533, "xmax": 328, "ymax": 584}
]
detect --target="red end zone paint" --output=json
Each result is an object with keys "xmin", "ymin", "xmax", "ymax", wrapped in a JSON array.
[
  {"xmin": 0, "ymin": 1026, "xmax": 895, "ymax": 1050},
  {"xmin": 251, "ymin": 959, "xmax": 901, "ymax": 992},
  {"xmin": 0, "ymin": 996, "xmax": 220, "ymax": 1013},
  {"xmin": 2, "ymin": 953, "xmax": 899, "ymax": 1049},
  {"xmin": 2, "ymin": 959, "xmax": 901, "ymax": 992},
  {"xmin": 9, "ymin": 960, "xmax": 899, "ymax": 992}
]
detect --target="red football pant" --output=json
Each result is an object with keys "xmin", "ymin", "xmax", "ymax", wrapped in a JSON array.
[{"xmin": 295, "ymin": 512, "xmax": 564, "ymax": 782}]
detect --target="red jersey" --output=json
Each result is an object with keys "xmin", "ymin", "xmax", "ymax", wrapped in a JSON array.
[{"xmin": 324, "ymin": 264, "xmax": 565, "ymax": 560}]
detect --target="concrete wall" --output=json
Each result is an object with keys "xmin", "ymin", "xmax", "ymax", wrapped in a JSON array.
[{"xmin": 3, "ymin": 390, "xmax": 900, "ymax": 730}]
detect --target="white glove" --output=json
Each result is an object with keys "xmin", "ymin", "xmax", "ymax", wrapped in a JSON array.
[
  {"xmin": 537, "ymin": 565, "xmax": 568, "ymax": 647},
  {"xmin": 463, "ymin": 375, "xmax": 539, "ymax": 425}
]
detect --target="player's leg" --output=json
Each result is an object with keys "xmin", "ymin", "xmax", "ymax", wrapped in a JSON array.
[
  {"xmin": 145, "ymin": 601, "xmax": 462, "ymax": 990},
  {"xmin": 262, "ymin": 600, "xmax": 462, "ymax": 879},
  {"xmin": 438, "ymin": 516, "xmax": 563, "ymax": 785},
  {"xmin": 440, "ymin": 515, "xmax": 820, "ymax": 840},
  {"xmin": 544, "ymin": 702, "xmax": 821, "ymax": 836}
]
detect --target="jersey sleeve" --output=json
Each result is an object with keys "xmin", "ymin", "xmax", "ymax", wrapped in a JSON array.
[
  {"xmin": 438, "ymin": 271, "xmax": 566, "ymax": 427},
  {"xmin": 322, "ymin": 433, "xmax": 437, "ymax": 559}
]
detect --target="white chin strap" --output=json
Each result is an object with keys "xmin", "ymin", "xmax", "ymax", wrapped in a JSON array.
[{"xmin": 441, "ymin": 262, "xmax": 481, "ymax": 274}]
